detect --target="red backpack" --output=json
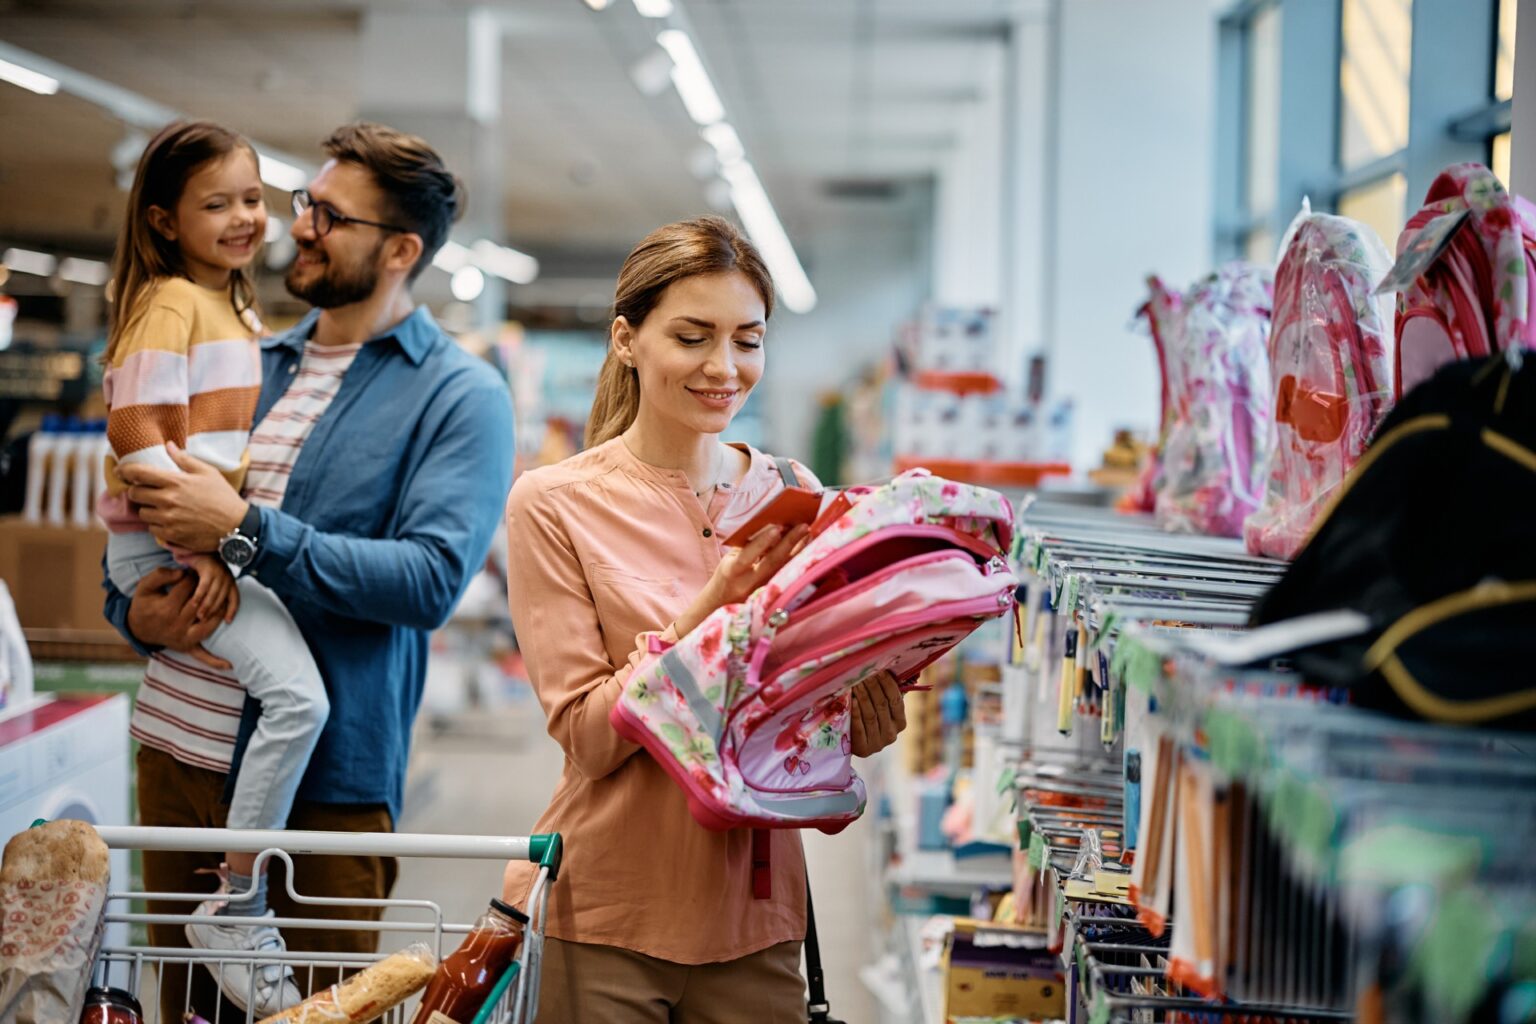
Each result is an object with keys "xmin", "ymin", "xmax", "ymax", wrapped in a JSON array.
[{"xmin": 1393, "ymin": 163, "xmax": 1536, "ymax": 397}]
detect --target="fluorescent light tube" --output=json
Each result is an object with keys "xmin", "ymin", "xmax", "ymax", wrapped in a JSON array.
[
  {"xmin": 719, "ymin": 162, "xmax": 816, "ymax": 313},
  {"xmin": 634, "ymin": 0, "xmax": 674, "ymax": 16},
  {"xmin": 472, "ymin": 239, "xmax": 540, "ymax": 284},
  {"xmin": 0, "ymin": 57, "xmax": 59, "ymax": 96},
  {"xmin": 702, "ymin": 122, "xmax": 745, "ymax": 167},
  {"xmin": 257, "ymin": 152, "xmax": 308, "ymax": 192},
  {"xmin": 59, "ymin": 257, "xmax": 110, "ymax": 286},
  {"xmin": 433, "ymin": 240, "xmax": 473, "ymax": 273},
  {"xmin": 657, "ymin": 29, "xmax": 724, "ymax": 126},
  {"xmin": 2, "ymin": 248, "xmax": 58, "ymax": 277}
]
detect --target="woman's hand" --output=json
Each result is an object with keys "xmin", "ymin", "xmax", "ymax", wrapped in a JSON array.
[
  {"xmin": 673, "ymin": 523, "xmax": 810, "ymax": 638},
  {"xmin": 849, "ymin": 670, "xmax": 907, "ymax": 757}
]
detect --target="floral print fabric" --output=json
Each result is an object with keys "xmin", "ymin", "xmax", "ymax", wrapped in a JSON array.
[{"xmin": 1244, "ymin": 212, "xmax": 1396, "ymax": 559}]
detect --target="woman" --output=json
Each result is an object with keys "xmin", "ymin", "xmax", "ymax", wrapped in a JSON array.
[{"xmin": 502, "ymin": 216, "xmax": 907, "ymax": 1021}]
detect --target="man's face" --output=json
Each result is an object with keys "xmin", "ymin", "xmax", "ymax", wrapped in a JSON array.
[{"xmin": 285, "ymin": 159, "xmax": 393, "ymax": 308}]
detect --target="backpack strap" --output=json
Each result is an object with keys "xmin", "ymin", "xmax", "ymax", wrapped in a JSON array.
[
  {"xmin": 806, "ymin": 879, "xmax": 842, "ymax": 1022},
  {"xmin": 772, "ymin": 455, "xmax": 800, "ymax": 489}
]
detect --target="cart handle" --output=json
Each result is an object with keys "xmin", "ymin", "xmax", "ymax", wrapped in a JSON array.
[{"xmin": 91, "ymin": 826, "xmax": 561, "ymax": 864}]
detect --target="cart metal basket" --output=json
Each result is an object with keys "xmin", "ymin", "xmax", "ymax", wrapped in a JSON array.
[{"xmin": 90, "ymin": 826, "xmax": 561, "ymax": 1024}]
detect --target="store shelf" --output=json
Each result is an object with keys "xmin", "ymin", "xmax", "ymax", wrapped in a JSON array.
[
  {"xmin": 890, "ymin": 844, "xmax": 1012, "ymax": 895},
  {"xmin": 911, "ymin": 370, "xmax": 1004, "ymax": 395},
  {"xmin": 892, "ymin": 456, "xmax": 1073, "ymax": 489},
  {"xmin": 904, "ymin": 913, "xmax": 943, "ymax": 1024}
]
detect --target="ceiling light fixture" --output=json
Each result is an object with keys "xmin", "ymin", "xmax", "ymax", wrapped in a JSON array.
[
  {"xmin": 656, "ymin": 29, "xmax": 724, "ymax": 126},
  {"xmin": 701, "ymin": 122, "xmax": 745, "ymax": 168},
  {"xmin": 720, "ymin": 161, "xmax": 817, "ymax": 314},
  {"xmin": 582, "ymin": 0, "xmax": 612, "ymax": 8},
  {"xmin": 257, "ymin": 153, "xmax": 308, "ymax": 192},
  {"xmin": 633, "ymin": 0, "xmax": 674, "ymax": 16},
  {"xmin": 0, "ymin": 56, "xmax": 59, "ymax": 96},
  {"xmin": 2, "ymin": 248, "xmax": 58, "ymax": 278},
  {"xmin": 471, "ymin": 239, "xmax": 540, "ymax": 284},
  {"xmin": 59, "ymin": 257, "xmax": 111, "ymax": 287}
]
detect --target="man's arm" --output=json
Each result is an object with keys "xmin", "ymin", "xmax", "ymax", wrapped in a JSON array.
[
  {"xmin": 249, "ymin": 376, "xmax": 514, "ymax": 630},
  {"xmin": 102, "ymin": 564, "xmax": 231, "ymax": 668}
]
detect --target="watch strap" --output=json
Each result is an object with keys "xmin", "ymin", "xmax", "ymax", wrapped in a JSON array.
[{"xmin": 238, "ymin": 504, "xmax": 262, "ymax": 545}]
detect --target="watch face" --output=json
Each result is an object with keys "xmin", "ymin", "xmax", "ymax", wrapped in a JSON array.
[{"xmin": 221, "ymin": 535, "xmax": 256, "ymax": 569}]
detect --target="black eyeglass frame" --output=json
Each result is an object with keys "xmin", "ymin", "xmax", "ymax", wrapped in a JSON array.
[{"xmin": 291, "ymin": 189, "xmax": 412, "ymax": 237}]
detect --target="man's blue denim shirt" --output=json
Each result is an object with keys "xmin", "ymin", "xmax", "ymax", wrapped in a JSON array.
[{"xmin": 104, "ymin": 305, "xmax": 515, "ymax": 823}]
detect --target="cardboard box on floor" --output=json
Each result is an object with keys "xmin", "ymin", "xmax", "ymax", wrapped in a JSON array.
[
  {"xmin": 0, "ymin": 518, "xmax": 110, "ymax": 632},
  {"xmin": 941, "ymin": 917, "xmax": 1065, "ymax": 1022}
]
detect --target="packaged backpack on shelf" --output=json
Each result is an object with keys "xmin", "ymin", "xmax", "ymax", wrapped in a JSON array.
[
  {"xmin": 1252, "ymin": 355, "xmax": 1536, "ymax": 728},
  {"xmin": 1121, "ymin": 277, "xmax": 1184, "ymax": 514},
  {"xmin": 1389, "ymin": 162, "xmax": 1536, "ymax": 397},
  {"xmin": 610, "ymin": 469, "xmax": 1017, "ymax": 839},
  {"xmin": 1154, "ymin": 262, "xmax": 1276, "ymax": 537},
  {"xmin": 1242, "ymin": 208, "xmax": 1396, "ymax": 559}
]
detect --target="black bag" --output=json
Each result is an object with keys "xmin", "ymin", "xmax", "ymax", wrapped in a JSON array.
[{"xmin": 1251, "ymin": 356, "xmax": 1536, "ymax": 727}]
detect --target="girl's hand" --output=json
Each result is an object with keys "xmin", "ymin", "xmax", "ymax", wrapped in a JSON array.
[
  {"xmin": 673, "ymin": 523, "xmax": 810, "ymax": 638},
  {"xmin": 186, "ymin": 555, "xmax": 240, "ymax": 624},
  {"xmin": 849, "ymin": 670, "xmax": 907, "ymax": 757}
]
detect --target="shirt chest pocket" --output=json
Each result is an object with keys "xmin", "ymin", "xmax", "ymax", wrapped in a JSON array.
[{"xmin": 586, "ymin": 563, "xmax": 686, "ymax": 645}]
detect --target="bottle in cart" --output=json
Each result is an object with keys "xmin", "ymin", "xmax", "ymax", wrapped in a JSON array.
[
  {"xmin": 412, "ymin": 897, "xmax": 528, "ymax": 1024},
  {"xmin": 79, "ymin": 986, "xmax": 144, "ymax": 1024}
]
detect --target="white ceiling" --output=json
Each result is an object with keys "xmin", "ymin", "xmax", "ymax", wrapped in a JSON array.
[{"xmin": 0, "ymin": 0, "xmax": 1028, "ymax": 269}]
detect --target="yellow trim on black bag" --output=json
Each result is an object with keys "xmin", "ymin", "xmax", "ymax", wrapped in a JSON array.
[
  {"xmin": 1365, "ymin": 580, "xmax": 1536, "ymax": 724},
  {"xmin": 1482, "ymin": 429, "xmax": 1536, "ymax": 473},
  {"xmin": 1300, "ymin": 415, "xmax": 1451, "ymax": 549}
]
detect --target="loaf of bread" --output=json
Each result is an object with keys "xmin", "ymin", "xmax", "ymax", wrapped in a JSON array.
[
  {"xmin": 0, "ymin": 819, "xmax": 110, "ymax": 885},
  {"xmin": 256, "ymin": 944, "xmax": 437, "ymax": 1024}
]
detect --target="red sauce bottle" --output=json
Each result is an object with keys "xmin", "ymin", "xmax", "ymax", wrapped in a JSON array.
[{"xmin": 411, "ymin": 898, "xmax": 528, "ymax": 1024}]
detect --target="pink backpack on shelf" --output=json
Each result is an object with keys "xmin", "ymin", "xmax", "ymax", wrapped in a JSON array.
[
  {"xmin": 1154, "ymin": 262, "xmax": 1276, "ymax": 537},
  {"xmin": 610, "ymin": 469, "xmax": 1017, "ymax": 842},
  {"xmin": 1122, "ymin": 277, "xmax": 1184, "ymax": 513},
  {"xmin": 1393, "ymin": 163, "xmax": 1536, "ymax": 397},
  {"xmin": 1243, "ymin": 210, "xmax": 1396, "ymax": 559}
]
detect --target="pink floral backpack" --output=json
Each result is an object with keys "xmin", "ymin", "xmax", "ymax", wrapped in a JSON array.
[
  {"xmin": 1394, "ymin": 163, "xmax": 1536, "ymax": 397},
  {"xmin": 1154, "ymin": 262, "xmax": 1276, "ymax": 537},
  {"xmin": 610, "ymin": 469, "xmax": 1016, "ymax": 843},
  {"xmin": 1243, "ymin": 210, "xmax": 1396, "ymax": 559},
  {"xmin": 1122, "ymin": 277, "xmax": 1184, "ymax": 514}
]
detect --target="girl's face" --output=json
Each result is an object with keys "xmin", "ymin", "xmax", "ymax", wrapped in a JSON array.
[
  {"xmin": 615, "ymin": 270, "xmax": 768, "ymax": 438},
  {"xmin": 154, "ymin": 148, "xmax": 267, "ymax": 287}
]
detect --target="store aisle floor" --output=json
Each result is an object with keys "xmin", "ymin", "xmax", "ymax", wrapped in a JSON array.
[{"xmin": 386, "ymin": 702, "xmax": 878, "ymax": 1022}]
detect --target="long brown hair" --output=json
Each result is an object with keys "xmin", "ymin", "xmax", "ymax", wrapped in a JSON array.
[
  {"xmin": 585, "ymin": 216, "xmax": 775, "ymax": 448},
  {"xmin": 106, "ymin": 121, "xmax": 260, "ymax": 364}
]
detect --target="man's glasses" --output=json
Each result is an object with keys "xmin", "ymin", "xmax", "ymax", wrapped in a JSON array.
[{"xmin": 291, "ymin": 189, "xmax": 411, "ymax": 238}]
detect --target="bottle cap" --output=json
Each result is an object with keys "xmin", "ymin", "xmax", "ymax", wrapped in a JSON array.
[
  {"xmin": 490, "ymin": 897, "xmax": 530, "ymax": 925},
  {"xmin": 40, "ymin": 413, "xmax": 61, "ymax": 431}
]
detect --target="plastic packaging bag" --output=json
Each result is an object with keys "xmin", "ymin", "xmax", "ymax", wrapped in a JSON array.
[
  {"xmin": 1243, "ymin": 209, "xmax": 1395, "ymax": 559},
  {"xmin": 1155, "ymin": 262, "xmax": 1276, "ymax": 537}
]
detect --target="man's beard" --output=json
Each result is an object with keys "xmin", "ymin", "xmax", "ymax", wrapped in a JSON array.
[{"xmin": 285, "ymin": 240, "xmax": 384, "ymax": 308}]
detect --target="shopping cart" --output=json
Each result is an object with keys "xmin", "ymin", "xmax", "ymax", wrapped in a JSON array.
[{"xmin": 90, "ymin": 826, "xmax": 561, "ymax": 1024}]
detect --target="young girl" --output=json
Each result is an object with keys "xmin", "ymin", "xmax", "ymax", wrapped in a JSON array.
[
  {"xmin": 502, "ymin": 216, "xmax": 907, "ymax": 1021},
  {"xmin": 99, "ymin": 120, "xmax": 323, "ymax": 1017}
]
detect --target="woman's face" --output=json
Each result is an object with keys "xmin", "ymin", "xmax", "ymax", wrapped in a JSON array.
[{"xmin": 616, "ymin": 270, "xmax": 768, "ymax": 437}]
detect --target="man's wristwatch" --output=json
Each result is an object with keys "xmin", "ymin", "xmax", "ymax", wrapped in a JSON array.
[{"xmin": 218, "ymin": 505, "xmax": 262, "ymax": 573}]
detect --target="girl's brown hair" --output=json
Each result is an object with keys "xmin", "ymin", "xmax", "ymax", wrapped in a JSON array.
[
  {"xmin": 106, "ymin": 121, "xmax": 260, "ymax": 363},
  {"xmin": 584, "ymin": 216, "xmax": 775, "ymax": 448}
]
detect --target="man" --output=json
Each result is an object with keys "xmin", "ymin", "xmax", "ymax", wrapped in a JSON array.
[{"xmin": 103, "ymin": 123, "xmax": 514, "ymax": 1016}]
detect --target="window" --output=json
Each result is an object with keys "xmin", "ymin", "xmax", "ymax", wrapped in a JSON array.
[
  {"xmin": 1492, "ymin": 131, "xmax": 1512, "ymax": 186},
  {"xmin": 1338, "ymin": 173, "xmax": 1409, "ymax": 246},
  {"xmin": 1339, "ymin": 0, "xmax": 1414, "ymax": 170},
  {"xmin": 1496, "ymin": 0, "xmax": 1516, "ymax": 102},
  {"xmin": 1245, "ymin": 5, "xmax": 1281, "ymax": 218}
]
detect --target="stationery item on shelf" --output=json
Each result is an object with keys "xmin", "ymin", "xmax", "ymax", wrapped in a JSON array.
[
  {"xmin": 1244, "ymin": 208, "xmax": 1396, "ymax": 560},
  {"xmin": 1253, "ymin": 356, "xmax": 1536, "ymax": 728},
  {"xmin": 1123, "ymin": 276, "xmax": 1184, "ymax": 514},
  {"xmin": 1155, "ymin": 262, "xmax": 1276, "ymax": 538},
  {"xmin": 940, "ymin": 918, "xmax": 1064, "ymax": 1022},
  {"xmin": 611, "ymin": 470, "xmax": 1017, "ymax": 838},
  {"xmin": 1167, "ymin": 754, "xmax": 1218, "ymax": 999},
  {"xmin": 1127, "ymin": 735, "xmax": 1175, "ymax": 937},
  {"xmin": 1384, "ymin": 162, "xmax": 1536, "ymax": 398}
]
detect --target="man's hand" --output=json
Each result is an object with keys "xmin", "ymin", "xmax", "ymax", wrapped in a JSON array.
[
  {"xmin": 849, "ymin": 670, "xmax": 907, "ymax": 758},
  {"xmin": 119, "ymin": 442, "xmax": 248, "ymax": 553},
  {"xmin": 125, "ymin": 566, "xmax": 233, "ymax": 670}
]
